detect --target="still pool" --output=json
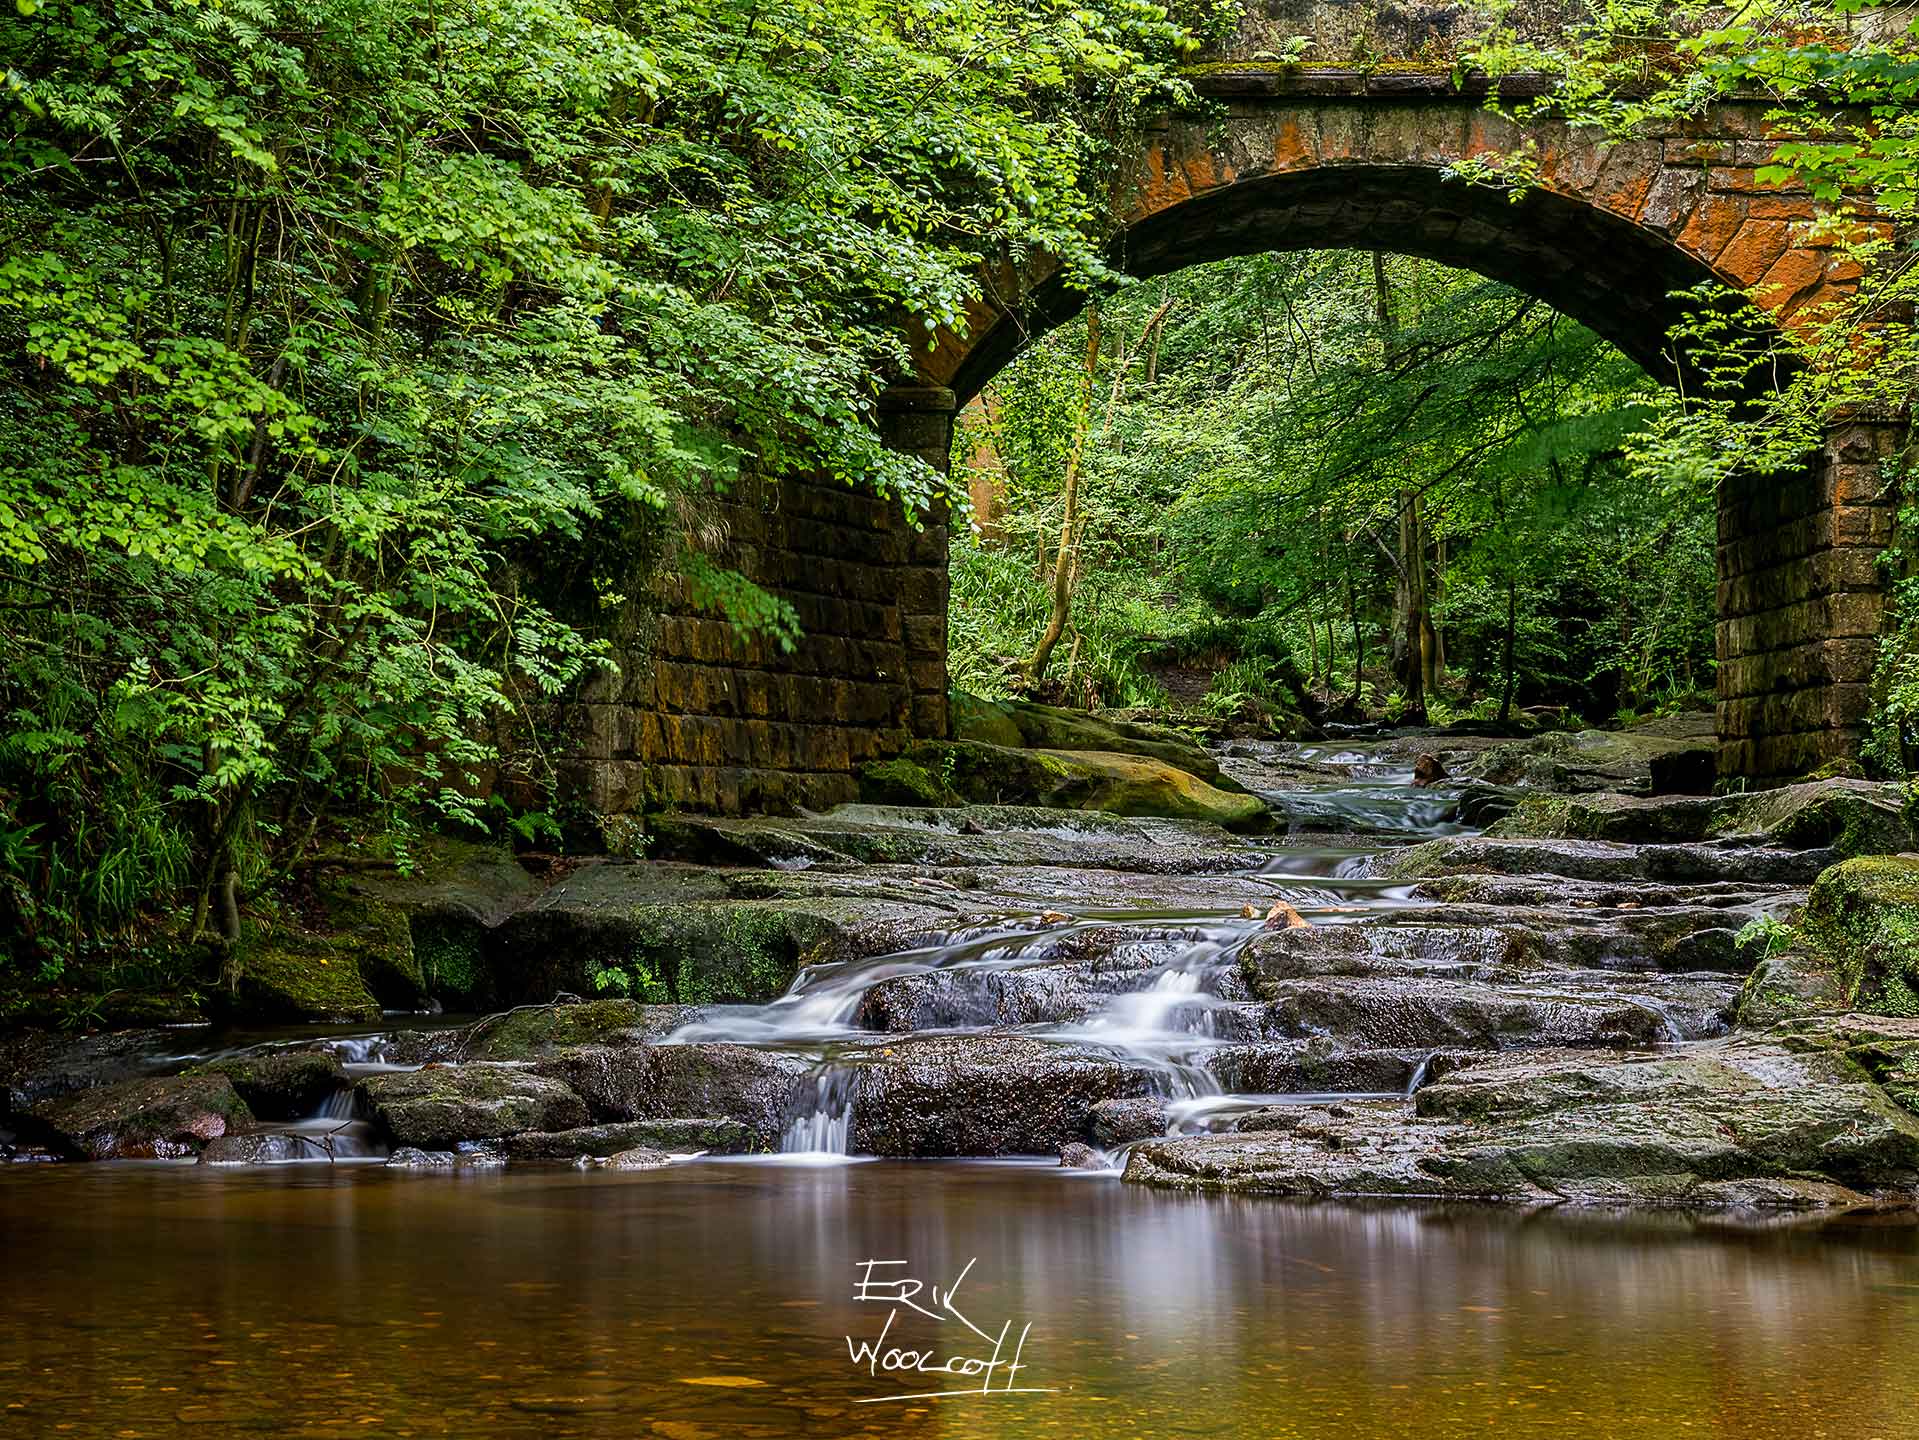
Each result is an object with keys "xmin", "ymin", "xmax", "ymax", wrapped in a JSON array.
[{"xmin": 3, "ymin": 1159, "xmax": 1917, "ymax": 1438}]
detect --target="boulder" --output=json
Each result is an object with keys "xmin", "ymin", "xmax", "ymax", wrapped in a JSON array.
[
  {"xmin": 1370, "ymin": 836, "xmax": 1827, "ymax": 887},
  {"xmin": 1088, "ymin": 1097, "xmax": 1171, "ymax": 1145},
  {"xmin": 862, "ymin": 741, "xmax": 1268, "ymax": 830},
  {"xmin": 1464, "ymin": 725, "xmax": 1714, "ymax": 795},
  {"xmin": 1248, "ymin": 976, "xmax": 1698, "ymax": 1050},
  {"xmin": 198, "ymin": 1132, "xmax": 326, "ymax": 1165},
  {"xmin": 844, "ymin": 1033, "xmax": 1161, "ymax": 1157},
  {"xmin": 1736, "ymin": 856, "xmax": 1919, "ymax": 1023},
  {"xmin": 187, "ymin": 1051, "xmax": 346, "ymax": 1119},
  {"xmin": 1058, "ymin": 1142, "xmax": 1111, "ymax": 1169},
  {"xmin": 950, "ymin": 695, "xmax": 1230, "ymax": 784},
  {"xmin": 501, "ymin": 1118, "xmax": 753, "ymax": 1160},
  {"xmin": 230, "ymin": 928, "xmax": 385, "ymax": 1024},
  {"xmin": 28, "ymin": 1074, "xmax": 251, "ymax": 1160},
  {"xmin": 361, "ymin": 1065, "xmax": 588, "ymax": 1149},
  {"xmin": 535, "ymin": 1043, "xmax": 809, "ymax": 1148}
]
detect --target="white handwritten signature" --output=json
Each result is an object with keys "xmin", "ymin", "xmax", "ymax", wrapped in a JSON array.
[{"xmin": 842, "ymin": 1258, "xmax": 1058, "ymax": 1403}]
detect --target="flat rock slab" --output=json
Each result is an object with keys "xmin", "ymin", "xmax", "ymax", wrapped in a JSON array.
[
  {"xmin": 501, "ymin": 1118, "xmax": 752, "ymax": 1160},
  {"xmin": 1125, "ymin": 1028, "xmax": 1919, "ymax": 1208},
  {"xmin": 361, "ymin": 1065, "xmax": 588, "ymax": 1149},
  {"xmin": 1371, "ymin": 837, "xmax": 1830, "ymax": 887},
  {"xmin": 28, "ymin": 1074, "xmax": 252, "ymax": 1160}
]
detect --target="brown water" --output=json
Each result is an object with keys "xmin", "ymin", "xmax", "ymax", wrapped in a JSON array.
[{"xmin": 4, "ymin": 1161, "xmax": 1918, "ymax": 1439}]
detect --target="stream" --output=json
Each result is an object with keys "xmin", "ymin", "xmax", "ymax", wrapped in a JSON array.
[{"xmin": 3, "ymin": 737, "xmax": 1917, "ymax": 1437}]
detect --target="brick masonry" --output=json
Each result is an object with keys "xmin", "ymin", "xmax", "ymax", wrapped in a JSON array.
[{"xmin": 561, "ymin": 75, "xmax": 1909, "ymax": 812}]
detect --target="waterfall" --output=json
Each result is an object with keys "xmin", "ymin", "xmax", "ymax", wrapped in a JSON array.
[{"xmin": 781, "ymin": 1067, "xmax": 857, "ymax": 1157}]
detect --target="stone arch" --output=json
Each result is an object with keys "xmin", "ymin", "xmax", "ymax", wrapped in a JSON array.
[
  {"xmin": 893, "ymin": 86, "xmax": 1897, "ymax": 782},
  {"xmin": 585, "ymin": 79, "xmax": 1900, "ymax": 814}
]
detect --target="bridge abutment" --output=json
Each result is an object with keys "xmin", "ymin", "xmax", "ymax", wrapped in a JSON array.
[{"xmin": 1716, "ymin": 415, "xmax": 1904, "ymax": 779}]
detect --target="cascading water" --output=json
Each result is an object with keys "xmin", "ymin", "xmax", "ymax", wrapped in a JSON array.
[{"xmin": 781, "ymin": 1067, "xmax": 858, "ymax": 1159}]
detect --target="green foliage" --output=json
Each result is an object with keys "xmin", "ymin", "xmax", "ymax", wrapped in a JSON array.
[
  {"xmin": 0, "ymin": 0, "xmax": 1223, "ymax": 981},
  {"xmin": 953, "ymin": 250, "xmax": 1713, "ymax": 726}
]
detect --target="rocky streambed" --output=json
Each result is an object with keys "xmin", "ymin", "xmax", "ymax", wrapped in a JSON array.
[{"xmin": 6, "ymin": 720, "xmax": 1919, "ymax": 1211}]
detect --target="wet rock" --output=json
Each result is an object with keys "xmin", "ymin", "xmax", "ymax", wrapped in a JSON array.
[
  {"xmin": 0, "ymin": 1027, "xmax": 178, "ymax": 1113},
  {"xmin": 187, "ymin": 1051, "xmax": 346, "ymax": 1119},
  {"xmin": 27, "ymin": 1074, "xmax": 251, "ymax": 1160},
  {"xmin": 1059, "ymin": 1141, "xmax": 1111, "ymax": 1169},
  {"xmin": 1251, "ymin": 976, "xmax": 1692, "ymax": 1050},
  {"xmin": 1231, "ymin": 1105, "xmax": 1306, "ymax": 1134},
  {"xmin": 1206, "ymin": 1041, "xmax": 1427, "ymax": 1095},
  {"xmin": 1766, "ymin": 1013, "xmax": 1919, "ymax": 1118},
  {"xmin": 535, "ymin": 1043, "xmax": 808, "ymax": 1148},
  {"xmin": 1089, "ymin": 1097, "xmax": 1170, "ymax": 1145},
  {"xmin": 1370, "ymin": 836, "xmax": 1828, "ymax": 887},
  {"xmin": 1126, "ymin": 1033, "xmax": 1919, "ymax": 1206},
  {"xmin": 361, "ymin": 1065, "xmax": 588, "ymax": 1149},
  {"xmin": 1488, "ymin": 780, "xmax": 1912, "ymax": 857},
  {"xmin": 198, "ymin": 1132, "xmax": 326, "ymax": 1165},
  {"xmin": 843, "ymin": 1033, "xmax": 1161, "ymax": 1157},
  {"xmin": 1464, "ymin": 724, "xmax": 1714, "ymax": 795},
  {"xmin": 1412, "ymin": 754, "xmax": 1447, "ymax": 787},
  {"xmin": 387, "ymin": 1146, "xmax": 458, "ymax": 1168},
  {"xmin": 601, "ymin": 1145, "xmax": 673, "ymax": 1170},
  {"xmin": 501, "ymin": 1118, "xmax": 753, "ymax": 1160},
  {"xmin": 1736, "ymin": 856, "xmax": 1919, "ymax": 1024},
  {"xmin": 464, "ymin": 1001, "xmax": 703, "ymax": 1061}
]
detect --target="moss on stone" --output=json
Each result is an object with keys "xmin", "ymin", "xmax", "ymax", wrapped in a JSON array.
[
  {"xmin": 411, "ymin": 915, "xmax": 485, "ymax": 1001},
  {"xmin": 1801, "ymin": 856, "xmax": 1919, "ymax": 1017},
  {"xmin": 859, "ymin": 757, "xmax": 960, "ymax": 808},
  {"xmin": 233, "ymin": 929, "xmax": 384, "ymax": 1024},
  {"xmin": 622, "ymin": 903, "xmax": 833, "ymax": 1004}
]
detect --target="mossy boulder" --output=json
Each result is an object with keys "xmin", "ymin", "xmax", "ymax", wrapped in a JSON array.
[
  {"xmin": 876, "ymin": 740, "xmax": 1267, "ymax": 830},
  {"xmin": 231, "ymin": 928, "xmax": 386, "ymax": 1024},
  {"xmin": 187, "ymin": 1051, "xmax": 346, "ymax": 1119},
  {"xmin": 951, "ymin": 695, "xmax": 1227, "ymax": 783},
  {"xmin": 535, "ymin": 1042, "xmax": 808, "ymax": 1148},
  {"xmin": 859, "ymin": 756, "xmax": 960, "ymax": 807},
  {"xmin": 1745, "ymin": 856, "xmax": 1919, "ymax": 1020},
  {"xmin": 500, "ymin": 1117, "xmax": 752, "ymax": 1159},
  {"xmin": 361, "ymin": 1065, "xmax": 589, "ymax": 1148},
  {"xmin": 27, "ymin": 1073, "xmax": 252, "ymax": 1160}
]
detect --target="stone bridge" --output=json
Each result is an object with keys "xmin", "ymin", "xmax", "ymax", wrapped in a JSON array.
[{"xmin": 569, "ymin": 62, "xmax": 1906, "ymax": 815}]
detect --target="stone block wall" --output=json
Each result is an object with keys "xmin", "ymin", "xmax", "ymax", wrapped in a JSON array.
[
  {"xmin": 1716, "ymin": 416, "xmax": 1905, "ymax": 777},
  {"xmin": 557, "ymin": 387, "xmax": 957, "ymax": 816}
]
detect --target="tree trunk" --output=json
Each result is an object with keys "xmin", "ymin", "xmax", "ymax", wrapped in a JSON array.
[
  {"xmin": 1498, "ymin": 572, "xmax": 1518, "ymax": 725},
  {"xmin": 1025, "ymin": 297, "xmax": 1173, "ymax": 690},
  {"xmin": 1024, "ymin": 309, "xmax": 1103, "ymax": 687}
]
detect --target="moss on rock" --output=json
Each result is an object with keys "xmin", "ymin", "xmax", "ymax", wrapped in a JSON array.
[
  {"xmin": 232, "ymin": 929, "xmax": 385, "ymax": 1024},
  {"xmin": 892, "ymin": 740, "xmax": 1267, "ymax": 829}
]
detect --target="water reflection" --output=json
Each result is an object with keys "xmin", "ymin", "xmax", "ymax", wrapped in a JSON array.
[{"xmin": 3, "ymin": 1162, "xmax": 1915, "ymax": 1438}]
